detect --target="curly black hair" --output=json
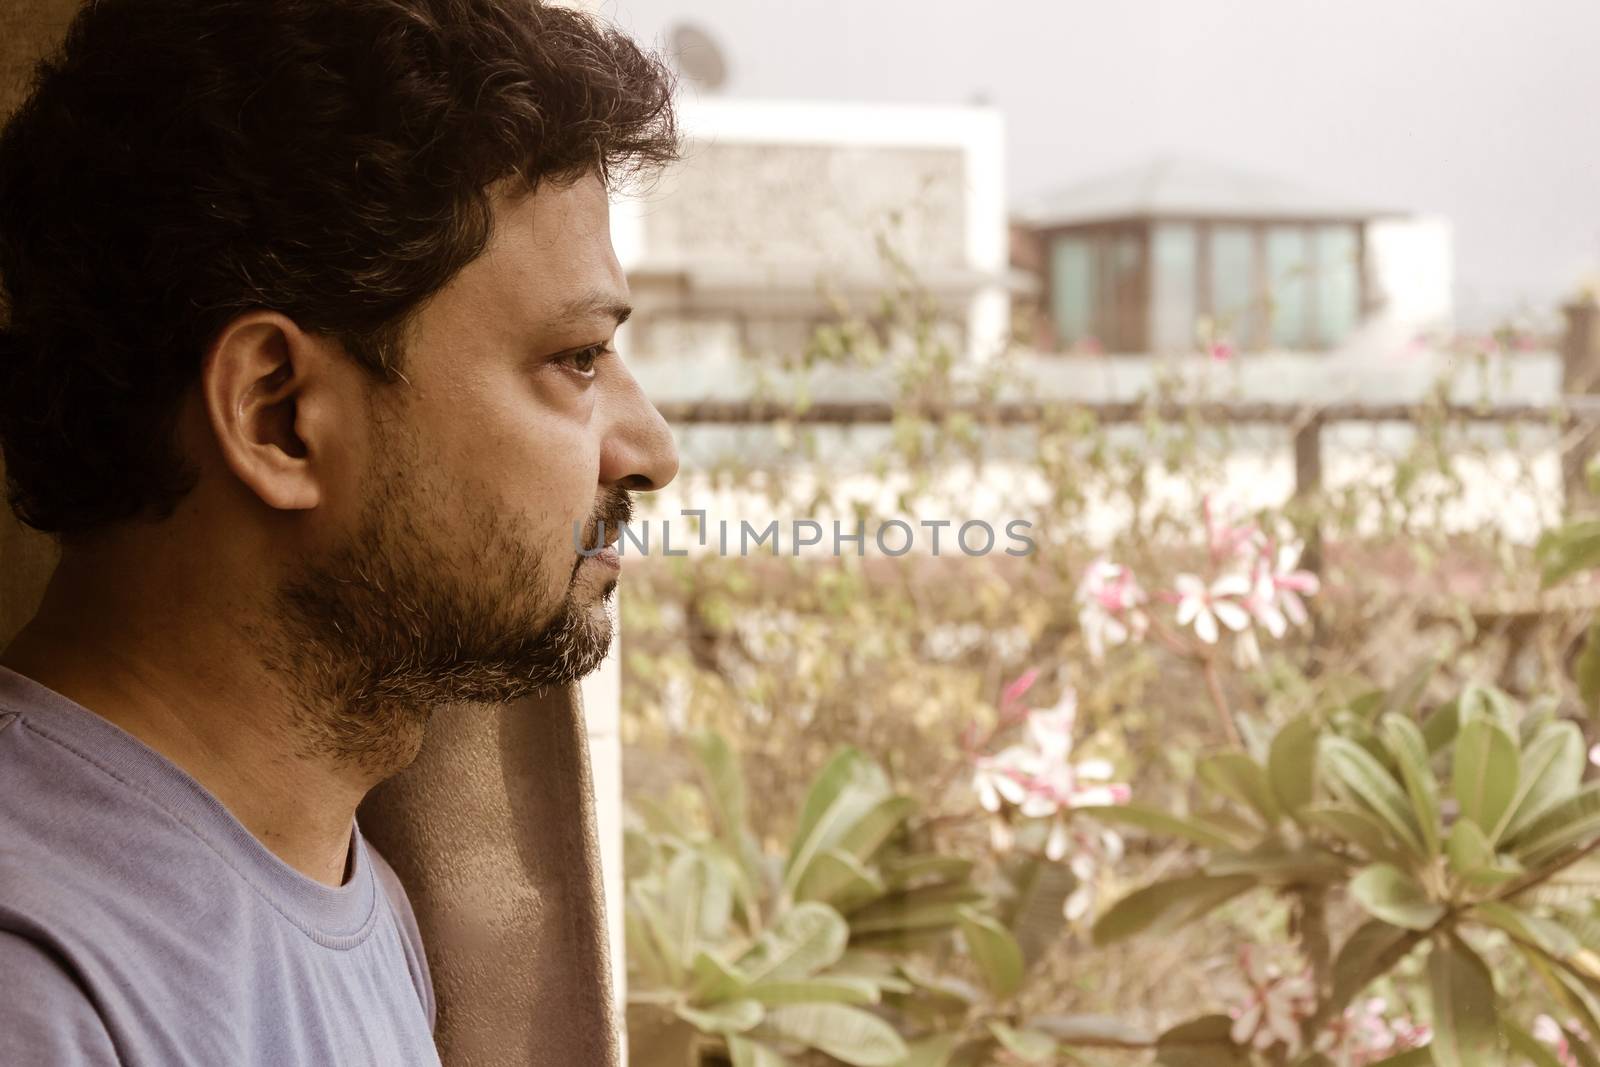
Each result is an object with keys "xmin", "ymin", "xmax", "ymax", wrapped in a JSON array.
[{"xmin": 0, "ymin": 0, "xmax": 678, "ymax": 538}]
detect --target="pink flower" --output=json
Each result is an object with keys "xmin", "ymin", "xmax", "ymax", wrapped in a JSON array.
[
  {"xmin": 1229, "ymin": 947, "xmax": 1315, "ymax": 1054},
  {"xmin": 1055, "ymin": 825, "xmax": 1124, "ymax": 921},
  {"xmin": 1317, "ymin": 997, "xmax": 1433, "ymax": 1064},
  {"xmin": 1534, "ymin": 1015, "xmax": 1587, "ymax": 1067},
  {"xmin": 1209, "ymin": 339, "xmax": 1236, "ymax": 362},
  {"xmin": 1203, "ymin": 497, "xmax": 1266, "ymax": 565},
  {"xmin": 971, "ymin": 689, "xmax": 1131, "ymax": 821},
  {"xmin": 999, "ymin": 668, "xmax": 1040, "ymax": 718},
  {"xmin": 1075, "ymin": 560, "xmax": 1149, "ymax": 662}
]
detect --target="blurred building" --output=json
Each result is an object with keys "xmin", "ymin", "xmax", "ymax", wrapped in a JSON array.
[
  {"xmin": 614, "ymin": 97, "xmax": 1012, "ymax": 398},
  {"xmin": 1010, "ymin": 157, "xmax": 1453, "ymax": 355}
]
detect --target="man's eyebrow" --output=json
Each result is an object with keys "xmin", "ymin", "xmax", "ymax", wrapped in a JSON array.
[{"xmin": 552, "ymin": 293, "xmax": 633, "ymax": 328}]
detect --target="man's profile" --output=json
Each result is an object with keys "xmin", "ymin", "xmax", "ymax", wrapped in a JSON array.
[{"xmin": 0, "ymin": 0, "xmax": 679, "ymax": 1062}]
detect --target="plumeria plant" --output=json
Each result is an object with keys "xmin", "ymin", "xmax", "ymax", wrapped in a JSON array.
[
  {"xmin": 621, "ymin": 241, "xmax": 1594, "ymax": 1066},
  {"xmin": 1082, "ymin": 671, "xmax": 1600, "ymax": 1066},
  {"xmin": 968, "ymin": 670, "xmax": 1131, "ymax": 923},
  {"xmin": 1076, "ymin": 496, "xmax": 1321, "ymax": 745}
]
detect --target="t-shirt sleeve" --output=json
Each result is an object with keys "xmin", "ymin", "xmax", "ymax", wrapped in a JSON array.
[{"xmin": 0, "ymin": 932, "xmax": 120, "ymax": 1065}]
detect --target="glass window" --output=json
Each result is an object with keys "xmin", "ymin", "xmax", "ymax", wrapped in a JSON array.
[
  {"xmin": 1209, "ymin": 224, "xmax": 1257, "ymax": 349},
  {"xmin": 1267, "ymin": 225, "xmax": 1312, "ymax": 348},
  {"xmin": 1101, "ymin": 231, "xmax": 1144, "ymax": 351},
  {"xmin": 1314, "ymin": 225, "xmax": 1361, "ymax": 347},
  {"xmin": 1049, "ymin": 236, "xmax": 1095, "ymax": 347},
  {"xmin": 1151, "ymin": 224, "xmax": 1198, "ymax": 352}
]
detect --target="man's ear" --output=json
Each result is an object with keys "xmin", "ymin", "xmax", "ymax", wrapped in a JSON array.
[{"xmin": 201, "ymin": 312, "xmax": 345, "ymax": 513}]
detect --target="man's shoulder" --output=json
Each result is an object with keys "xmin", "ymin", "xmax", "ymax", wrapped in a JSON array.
[{"xmin": 363, "ymin": 840, "xmax": 437, "ymax": 1033}]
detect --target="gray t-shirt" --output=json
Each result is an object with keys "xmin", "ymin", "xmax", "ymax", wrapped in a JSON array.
[{"xmin": 0, "ymin": 665, "xmax": 441, "ymax": 1065}]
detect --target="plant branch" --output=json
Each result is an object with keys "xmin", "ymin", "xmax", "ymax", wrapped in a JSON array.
[{"xmin": 1201, "ymin": 656, "xmax": 1244, "ymax": 748}]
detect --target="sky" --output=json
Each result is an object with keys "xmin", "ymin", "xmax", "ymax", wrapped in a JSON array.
[{"xmin": 604, "ymin": 0, "xmax": 1600, "ymax": 329}]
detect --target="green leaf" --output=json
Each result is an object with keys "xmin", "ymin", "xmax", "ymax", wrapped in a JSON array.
[
  {"xmin": 1365, "ymin": 1049, "xmax": 1435, "ymax": 1066},
  {"xmin": 835, "ymin": 795, "xmax": 916, "ymax": 862},
  {"xmin": 789, "ymin": 748, "xmax": 888, "ymax": 862},
  {"xmin": 665, "ymin": 851, "xmax": 734, "ymax": 962},
  {"xmin": 1459, "ymin": 683, "xmax": 1519, "ymax": 734},
  {"xmin": 880, "ymin": 854, "xmax": 976, "ymax": 892},
  {"xmin": 1445, "ymin": 819, "xmax": 1493, "ymax": 876},
  {"xmin": 897, "ymin": 1034, "xmax": 960, "ymax": 1067},
  {"xmin": 761, "ymin": 1003, "xmax": 908, "ymax": 1067},
  {"xmin": 1500, "ymin": 720, "xmax": 1586, "ymax": 843},
  {"xmin": 986, "ymin": 1022, "xmax": 1057, "ymax": 1063},
  {"xmin": 1381, "ymin": 713, "xmax": 1442, "ymax": 856},
  {"xmin": 1299, "ymin": 805, "xmax": 1411, "ymax": 866},
  {"xmin": 1154, "ymin": 1015, "xmax": 1250, "ymax": 1066},
  {"xmin": 1269, "ymin": 714, "xmax": 1321, "ymax": 813},
  {"xmin": 1091, "ymin": 874, "xmax": 1256, "ymax": 946},
  {"xmin": 1520, "ymin": 944, "xmax": 1600, "ymax": 1038},
  {"xmin": 1205, "ymin": 842, "xmax": 1349, "ymax": 885},
  {"xmin": 625, "ymin": 890, "xmax": 675, "ymax": 987},
  {"xmin": 1472, "ymin": 901, "xmax": 1581, "ymax": 959},
  {"xmin": 623, "ymin": 826, "xmax": 658, "ymax": 878},
  {"xmin": 958, "ymin": 906, "xmax": 1025, "ymax": 998},
  {"xmin": 675, "ymin": 998, "xmax": 763, "ymax": 1035},
  {"xmin": 690, "ymin": 950, "xmax": 749, "ymax": 1002},
  {"xmin": 745, "ymin": 976, "xmax": 880, "ymax": 1006},
  {"xmin": 1537, "ymin": 519, "xmax": 1600, "ymax": 587},
  {"xmin": 999, "ymin": 853, "xmax": 1078, "ymax": 969},
  {"xmin": 736, "ymin": 902, "xmax": 849, "ymax": 984},
  {"xmin": 847, "ymin": 882, "xmax": 984, "ymax": 935},
  {"xmin": 1504, "ymin": 1020, "xmax": 1565, "ymax": 1067},
  {"xmin": 1429, "ymin": 935, "xmax": 1500, "ymax": 1067},
  {"xmin": 694, "ymin": 731, "xmax": 748, "ymax": 847},
  {"xmin": 1199, "ymin": 752, "xmax": 1281, "ymax": 825},
  {"xmin": 1452, "ymin": 717, "xmax": 1520, "ymax": 842},
  {"xmin": 1384, "ymin": 658, "xmax": 1442, "ymax": 720},
  {"xmin": 1350, "ymin": 864, "xmax": 1445, "ymax": 930},
  {"xmin": 1075, "ymin": 803, "xmax": 1244, "ymax": 850},
  {"xmin": 1507, "ymin": 781, "xmax": 1600, "ymax": 865},
  {"xmin": 1577, "ymin": 616, "xmax": 1600, "ymax": 713},
  {"xmin": 794, "ymin": 849, "xmax": 886, "ymax": 911},
  {"xmin": 894, "ymin": 961, "xmax": 984, "ymax": 1014},
  {"xmin": 1422, "ymin": 698, "xmax": 1463, "ymax": 755},
  {"xmin": 1028, "ymin": 1013, "xmax": 1156, "ymax": 1046},
  {"xmin": 1331, "ymin": 919, "xmax": 1421, "ymax": 1010},
  {"xmin": 1319, "ymin": 737, "xmax": 1426, "ymax": 856},
  {"xmin": 727, "ymin": 1035, "xmax": 792, "ymax": 1067}
]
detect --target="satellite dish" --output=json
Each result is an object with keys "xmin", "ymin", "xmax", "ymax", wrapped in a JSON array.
[{"xmin": 669, "ymin": 23, "xmax": 729, "ymax": 92}]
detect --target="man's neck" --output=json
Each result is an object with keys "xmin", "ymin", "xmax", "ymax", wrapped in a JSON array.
[{"xmin": 0, "ymin": 548, "xmax": 387, "ymax": 887}]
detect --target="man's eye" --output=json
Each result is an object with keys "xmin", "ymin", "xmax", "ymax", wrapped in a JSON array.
[{"xmin": 559, "ymin": 344, "xmax": 610, "ymax": 378}]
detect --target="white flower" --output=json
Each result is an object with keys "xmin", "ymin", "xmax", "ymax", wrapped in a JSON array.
[
  {"xmin": 973, "ymin": 688, "xmax": 1130, "ymax": 827},
  {"xmin": 1271, "ymin": 541, "xmax": 1320, "ymax": 627},
  {"xmin": 1054, "ymin": 825, "xmax": 1125, "ymax": 922},
  {"xmin": 972, "ymin": 746, "xmax": 1033, "ymax": 813},
  {"xmin": 1175, "ymin": 572, "xmax": 1253, "ymax": 644},
  {"xmin": 1244, "ymin": 568, "xmax": 1288, "ymax": 639}
]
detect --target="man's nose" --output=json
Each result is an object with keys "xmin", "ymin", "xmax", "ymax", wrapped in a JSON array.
[{"xmin": 598, "ymin": 367, "xmax": 679, "ymax": 493}]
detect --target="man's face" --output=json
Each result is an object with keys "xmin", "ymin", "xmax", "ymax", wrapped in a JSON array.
[{"xmin": 274, "ymin": 173, "xmax": 677, "ymax": 727}]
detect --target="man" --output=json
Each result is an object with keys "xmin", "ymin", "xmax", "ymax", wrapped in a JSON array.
[{"xmin": 0, "ymin": 0, "xmax": 679, "ymax": 1062}]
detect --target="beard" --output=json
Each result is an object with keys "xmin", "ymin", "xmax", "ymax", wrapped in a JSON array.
[{"xmin": 262, "ymin": 430, "xmax": 632, "ymax": 772}]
